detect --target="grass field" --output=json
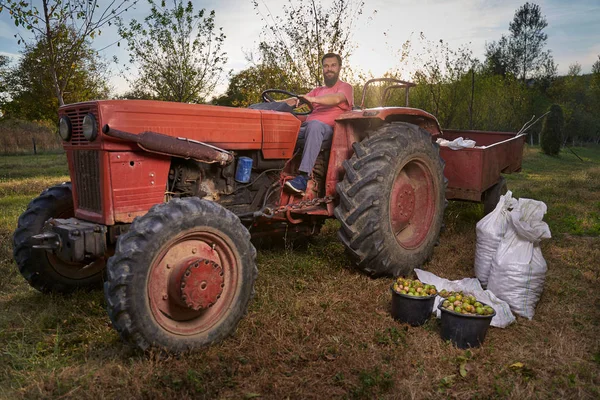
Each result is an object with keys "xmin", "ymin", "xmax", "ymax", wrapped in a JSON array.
[{"xmin": 0, "ymin": 146, "xmax": 599, "ymax": 399}]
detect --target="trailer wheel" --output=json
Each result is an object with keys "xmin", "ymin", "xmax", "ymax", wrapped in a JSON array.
[
  {"xmin": 334, "ymin": 122, "xmax": 446, "ymax": 277},
  {"xmin": 482, "ymin": 176, "xmax": 507, "ymax": 215},
  {"xmin": 12, "ymin": 182, "xmax": 104, "ymax": 293},
  {"xmin": 104, "ymin": 198, "xmax": 257, "ymax": 352}
]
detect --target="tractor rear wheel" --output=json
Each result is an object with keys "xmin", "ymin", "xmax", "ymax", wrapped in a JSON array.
[
  {"xmin": 104, "ymin": 198, "xmax": 257, "ymax": 352},
  {"xmin": 334, "ymin": 122, "xmax": 446, "ymax": 277},
  {"xmin": 12, "ymin": 182, "xmax": 104, "ymax": 292}
]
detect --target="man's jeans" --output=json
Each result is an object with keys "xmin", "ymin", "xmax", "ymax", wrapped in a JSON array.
[{"xmin": 297, "ymin": 120, "xmax": 333, "ymax": 174}]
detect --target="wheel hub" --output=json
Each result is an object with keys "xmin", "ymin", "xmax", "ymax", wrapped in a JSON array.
[
  {"xmin": 168, "ymin": 258, "xmax": 224, "ymax": 311},
  {"xmin": 389, "ymin": 160, "xmax": 436, "ymax": 249},
  {"xmin": 392, "ymin": 185, "xmax": 416, "ymax": 225}
]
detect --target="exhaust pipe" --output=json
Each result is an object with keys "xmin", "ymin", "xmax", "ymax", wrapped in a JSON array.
[{"xmin": 102, "ymin": 125, "xmax": 233, "ymax": 165}]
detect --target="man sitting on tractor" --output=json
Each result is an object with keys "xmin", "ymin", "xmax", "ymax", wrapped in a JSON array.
[{"xmin": 284, "ymin": 52, "xmax": 354, "ymax": 194}]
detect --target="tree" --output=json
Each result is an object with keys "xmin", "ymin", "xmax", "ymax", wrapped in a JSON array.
[
  {"xmin": 118, "ymin": 0, "xmax": 227, "ymax": 103},
  {"xmin": 253, "ymin": 0, "xmax": 365, "ymax": 89},
  {"xmin": 2, "ymin": 25, "xmax": 109, "ymax": 122},
  {"xmin": 0, "ymin": 55, "xmax": 10, "ymax": 110},
  {"xmin": 484, "ymin": 2, "xmax": 555, "ymax": 82},
  {"xmin": 540, "ymin": 104, "xmax": 563, "ymax": 155},
  {"xmin": 401, "ymin": 35, "xmax": 477, "ymax": 128},
  {"xmin": 590, "ymin": 55, "xmax": 600, "ymax": 108},
  {"xmin": 484, "ymin": 36, "xmax": 511, "ymax": 77},
  {"xmin": 0, "ymin": 0, "xmax": 135, "ymax": 106},
  {"xmin": 593, "ymin": 56, "xmax": 600, "ymax": 75},
  {"xmin": 212, "ymin": 64, "xmax": 293, "ymax": 107}
]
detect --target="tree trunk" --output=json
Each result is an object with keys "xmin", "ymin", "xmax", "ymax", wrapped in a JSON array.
[
  {"xmin": 469, "ymin": 68, "xmax": 475, "ymax": 129},
  {"xmin": 42, "ymin": 0, "xmax": 64, "ymax": 106}
]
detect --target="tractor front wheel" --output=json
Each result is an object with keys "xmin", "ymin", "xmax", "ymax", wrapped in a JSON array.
[
  {"xmin": 104, "ymin": 198, "xmax": 257, "ymax": 352},
  {"xmin": 12, "ymin": 182, "xmax": 105, "ymax": 292},
  {"xmin": 334, "ymin": 122, "xmax": 446, "ymax": 277}
]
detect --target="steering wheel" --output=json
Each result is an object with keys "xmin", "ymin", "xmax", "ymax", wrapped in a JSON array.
[{"xmin": 260, "ymin": 89, "xmax": 313, "ymax": 115}]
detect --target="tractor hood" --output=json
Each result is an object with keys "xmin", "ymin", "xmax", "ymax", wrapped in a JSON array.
[{"xmin": 58, "ymin": 100, "xmax": 302, "ymax": 160}]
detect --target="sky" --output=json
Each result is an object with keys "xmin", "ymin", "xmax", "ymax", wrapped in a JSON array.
[{"xmin": 0, "ymin": 0, "xmax": 599, "ymax": 96}]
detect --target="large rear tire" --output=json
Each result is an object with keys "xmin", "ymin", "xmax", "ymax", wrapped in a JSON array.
[
  {"xmin": 104, "ymin": 198, "xmax": 257, "ymax": 352},
  {"xmin": 12, "ymin": 182, "xmax": 105, "ymax": 293},
  {"xmin": 334, "ymin": 122, "xmax": 446, "ymax": 277}
]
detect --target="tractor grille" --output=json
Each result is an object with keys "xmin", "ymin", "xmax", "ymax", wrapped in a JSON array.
[
  {"xmin": 63, "ymin": 105, "xmax": 99, "ymax": 145},
  {"xmin": 72, "ymin": 150, "xmax": 102, "ymax": 213}
]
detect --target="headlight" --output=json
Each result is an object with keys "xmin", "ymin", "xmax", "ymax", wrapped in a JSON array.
[
  {"xmin": 58, "ymin": 116, "xmax": 71, "ymax": 141},
  {"xmin": 82, "ymin": 113, "xmax": 98, "ymax": 141}
]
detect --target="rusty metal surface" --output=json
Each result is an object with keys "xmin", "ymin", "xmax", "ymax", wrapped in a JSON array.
[
  {"xmin": 72, "ymin": 150, "xmax": 102, "ymax": 213},
  {"xmin": 335, "ymin": 108, "xmax": 443, "ymax": 136},
  {"xmin": 108, "ymin": 151, "xmax": 171, "ymax": 223},
  {"xmin": 260, "ymin": 110, "xmax": 302, "ymax": 159},
  {"xmin": 440, "ymin": 130, "xmax": 525, "ymax": 201},
  {"xmin": 61, "ymin": 105, "xmax": 100, "ymax": 147},
  {"xmin": 168, "ymin": 258, "xmax": 224, "ymax": 311},
  {"xmin": 102, "ymin": 125, "xmax": 233, "ymax": 165},
  {"xmin": 61, "ymin": 100, "xmax": 265, "ymax": 151},
  {"xmin": 389, "ymin": 159, "xmax": 436, "ymax": 249},
  {"xmin": 147, "ymin": 229, "xmax": 239, "ymax": 336}
]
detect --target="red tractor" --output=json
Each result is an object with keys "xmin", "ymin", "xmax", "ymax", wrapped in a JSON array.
[{"xmin": 13, "ymin": 79, "xmax": 524, "ymax": 352}]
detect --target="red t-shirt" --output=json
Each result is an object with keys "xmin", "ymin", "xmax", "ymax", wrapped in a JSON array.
[{"xmin": 306, "ymin": 80, "xmax": 354, "ymax": 127}]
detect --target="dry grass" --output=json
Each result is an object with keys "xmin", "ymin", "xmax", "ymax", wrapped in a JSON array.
[
  {"xmin": 0, "ymin": 146, "xmax": 599, "ymax": 399},
  {"xmin": 0, "ymin": 120, "xmax": 63, "ymax": 155}
]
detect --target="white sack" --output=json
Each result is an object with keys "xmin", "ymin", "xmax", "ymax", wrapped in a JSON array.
[
  {"xmin": 436, "ymin": 137, "xmax": 476, "ymax": 150},
  {"xmin": 487, "ymin": 198, "xmax": 551, "ymax": 319},
  {"xmin": 415, "ymin": 269, "xmax": 515, "ymax": 328},
  {"xmin": 474, "ymin": 191, "xmax": 517, "ymax": 287}
]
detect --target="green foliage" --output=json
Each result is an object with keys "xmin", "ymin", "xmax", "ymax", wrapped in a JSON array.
[
  {"xmin": 212, "ymin": 64, "xmax": 295, "ymax": 107},
  {"xmin": 540, "ymin": 104, "xmax": 564, "ymax": 155},
  {"xmin": 1, "ymin": 25, "xmax": 109, "ymax": 123},
  {"xmin": 118, "ymin": 0, "xmax": 227, "ymax": 103},
  {"xmin": 379, "ymin": 8, "xmax": 596, "ymax": 146},
  {"xmin": 0, "ymin": 0, "xmax": 135, "ymax": 105},
  {"xmin": 395, "ymin": 35, "xmax": 476, "ymax": 128},
  {"xmin": 384, "ymin": 35, "xmax": 537, "ymax": 132},
  {"xmin": 485, "ymin": 2, "xmax": 555, "ymax": 82},
  {"xmin": 547, "ymin": 63, "xmax": 600, "ymax": 145},
  {"xmin": 252, "ymin": 0, "xmax": 364, "ymax": 89}
]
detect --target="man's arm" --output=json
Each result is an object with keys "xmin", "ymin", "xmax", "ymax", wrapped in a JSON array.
[{"xmin": 304, "ymin": 92, "xmax": 347, "ymax": 106}]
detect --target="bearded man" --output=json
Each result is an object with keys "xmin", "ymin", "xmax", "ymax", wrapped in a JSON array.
[{"xmin": 284, "ymin": 53, "xmax": 354, "ymax": 194}]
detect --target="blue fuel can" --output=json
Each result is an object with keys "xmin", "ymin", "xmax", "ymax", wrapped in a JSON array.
[{"xmin": 235, "ymin": 156, "xmax": 253, "ymax": 183}]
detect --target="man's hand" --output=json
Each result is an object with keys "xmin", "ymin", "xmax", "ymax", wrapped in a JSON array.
[{"xmin": 282, "ymin": 97, "xmax": 301, "ymax": 107}]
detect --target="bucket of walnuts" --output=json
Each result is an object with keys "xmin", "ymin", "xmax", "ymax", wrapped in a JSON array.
[
  {"xmin": 437, "ymin": 290, "xmax": 496, "ymax": 349},
  {"xmin": 390, "ymin": 278, "xmax": 437, "ymax": 326}
]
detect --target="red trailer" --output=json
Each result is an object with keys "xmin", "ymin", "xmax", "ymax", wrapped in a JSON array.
[{"xmin": 440, "ymin": 129, "xmax": 525, "ymax": 212}]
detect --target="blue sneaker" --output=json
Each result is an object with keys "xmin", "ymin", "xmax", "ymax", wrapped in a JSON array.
[{"xmin": 285, "ymin": 174, "xmax": 308, "ymax": 194}]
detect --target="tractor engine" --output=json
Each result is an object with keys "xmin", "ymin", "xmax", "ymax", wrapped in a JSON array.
[{"xmin": 167, "ymin": 155, "xmax": 285, "ymax": 216}]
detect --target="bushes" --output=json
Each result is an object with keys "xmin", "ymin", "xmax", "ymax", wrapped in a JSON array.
[
  {"xmin": 540, "ymin": 104, "xmax": 564, "ymax": 156},
  {"xmin": 0, "ymin": 119, "xmax": 62, "ymax": 154}
]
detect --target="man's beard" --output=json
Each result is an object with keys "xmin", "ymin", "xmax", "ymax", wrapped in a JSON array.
[{"xmin": 324, "ymin": 71, "xmax": 339, "ymax": 87}]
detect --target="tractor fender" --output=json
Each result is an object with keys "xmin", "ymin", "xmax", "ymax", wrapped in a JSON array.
[{"xmin": 336, "ymin": 107, "xmax": 443, "ymax": 137}]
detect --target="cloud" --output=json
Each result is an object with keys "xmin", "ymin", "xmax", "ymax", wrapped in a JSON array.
[{"xmin": 0, "ymin": 51, "xmax": 20, "ymax": 60}]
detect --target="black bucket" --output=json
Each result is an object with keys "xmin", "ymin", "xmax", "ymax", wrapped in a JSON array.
[
  {"xmin": 390, "ymin": 287, "xmax": 436, "ymax": 326},
  {"xmin": 438, "ymin": 302, "xmax": 496, "ymax": 349}
]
